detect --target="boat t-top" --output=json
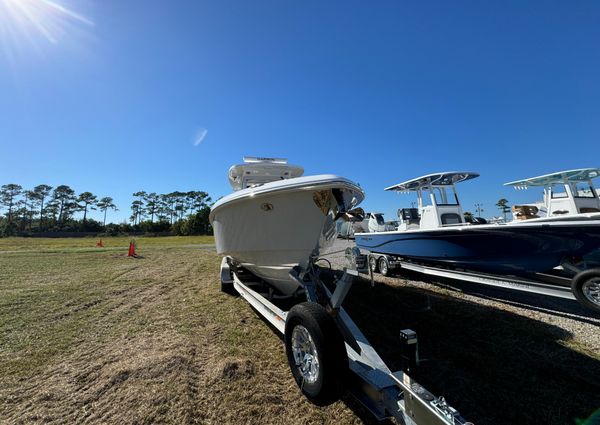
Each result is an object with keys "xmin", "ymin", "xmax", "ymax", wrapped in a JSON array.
[
  {"xmin": 505, "ymin": 168, "xmax": 600, "ymax": 221},
  {"xmin": 385, "ymin": 171, "xmax": 479, "ymax": 231}
]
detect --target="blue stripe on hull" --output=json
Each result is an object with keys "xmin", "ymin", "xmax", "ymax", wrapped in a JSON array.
[{"xmin": 355, "ymin": 226, "xmax": 600, "ymax": 275}]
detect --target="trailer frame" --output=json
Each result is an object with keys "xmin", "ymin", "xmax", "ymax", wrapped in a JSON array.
[
  {"xmin": 364, "ymin": 252, "xmax": 600, "ymax": 313},
  {"xmin": 219, "ymin": 256, "xmax": 473, "ymax": 425}
]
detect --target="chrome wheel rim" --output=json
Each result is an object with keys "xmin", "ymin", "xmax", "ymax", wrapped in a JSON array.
[
  {"xmin": 380, "ymin": 260, "xmax": 388, "ymax": 275},
  {"xmin": 291, "ymin": 325, "xmax": 319, "ymax": 384},
  {"xmin": 582, "ymin": 277, "xmax": 600, "ymax": 306},
  {"xmin": 369, "ymin": 256, "xmax": 377, "ymax": 271}
]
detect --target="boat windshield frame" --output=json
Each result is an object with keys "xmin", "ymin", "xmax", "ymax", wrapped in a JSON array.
[{"xmin": 430, "ymin": 185, "xmax": 460, "ymax": 206}]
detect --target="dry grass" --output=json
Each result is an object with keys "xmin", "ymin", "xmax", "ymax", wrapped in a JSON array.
[
  {"xmin": 1, "ymin": 237, "xmax": 599, "ymax": 425},
  {"xmin": 0, "ymin": 236, "xmax": 214, "ymax": 253},
  {"xmin": 0, "ymin": 238, "xmax": 363, "ymax": 425}
]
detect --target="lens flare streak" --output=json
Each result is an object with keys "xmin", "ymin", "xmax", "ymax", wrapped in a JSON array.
[{"xmin": 0, "ymin": 0, "xmax": 93, "ymax": 50}]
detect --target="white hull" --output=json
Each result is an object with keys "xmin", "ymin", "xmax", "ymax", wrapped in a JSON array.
[{"xmin": 210, "ymin": 175, "xmax": 363, "ymax": 295}]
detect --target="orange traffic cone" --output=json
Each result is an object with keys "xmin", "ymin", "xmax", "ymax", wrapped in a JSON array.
[
  {"xmin": 96, "ymin": 239, "xmax": 104, "ymax": 248},
  {"xmin": 128, "ymin": 242, "xmax": 136, "ymax": 257}
]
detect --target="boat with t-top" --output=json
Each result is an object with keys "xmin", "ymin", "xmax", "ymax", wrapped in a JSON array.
[
  {"xmin": 210, "ymin": 157, "xmax": 364, "ymax": 295},
  {"xmin": 355, "ymin": 171, "xmax": 600, "ymax": 278},
  {"xmin": 505, "ymin": 168, "xmax": 600, "ymax": 221}
]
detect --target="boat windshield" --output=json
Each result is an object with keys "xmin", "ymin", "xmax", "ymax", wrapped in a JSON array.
[
  {"xmin": 432, "ymin": 186, "xmax": 459, "ymax": 206},
  {"xmin": 551, "ymin": 186, "xmax": 568, "ymax": 199},
  {"xmin": 374, "ymin": 213, "xmax": 385, "ymax": 225},
  {"xmin": 573, "ymin": 182, "xmax": 596, "ymax": 198},
  {"xmin": 550, "ymin": 182, "xmax": 597, "ymax": 199}
]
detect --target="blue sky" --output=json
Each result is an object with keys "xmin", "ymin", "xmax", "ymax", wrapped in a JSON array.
[{"xmin": 1, "ymin": 0, "xmax": 599, "ymax": 222}]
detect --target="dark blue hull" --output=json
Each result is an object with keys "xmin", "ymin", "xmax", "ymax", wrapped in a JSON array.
[{"xmin": 355, "ymin": 223, "xmax": 600, "ymax": 276}]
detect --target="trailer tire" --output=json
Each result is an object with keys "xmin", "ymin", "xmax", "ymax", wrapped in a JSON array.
[
  {"xmin": 571, "ymin": 269, "xmax": 600, "ymax": 313},
  {"xmin": 369, "ymin": 255, "xmax": 379, "ymax": 273},
  {"xmin": 285, "ymin": 302, "xmax": 347, "ymax": 406},
  {"xmin": 378, "ymin": 256, "xmax": 390, "ymax": 276}
]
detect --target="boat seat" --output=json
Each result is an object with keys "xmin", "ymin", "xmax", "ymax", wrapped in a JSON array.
[
  {"xmin": 512, "ymin": 205, "xmax": 539, "ymax": 220},
  {"xmin": 580, "ymin": 207, "xmax": 600, "ymax": 213}
]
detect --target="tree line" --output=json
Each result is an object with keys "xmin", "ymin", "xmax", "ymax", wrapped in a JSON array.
[
  {"xmin": 0, "ymin": 184, "xmax": 213, "ymax": 237},
  {"xmin": 128, "ymin": 190, "xmax": 212, "ymax": 236}
]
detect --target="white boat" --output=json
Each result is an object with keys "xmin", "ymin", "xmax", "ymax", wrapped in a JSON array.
[
  {"xmin": 210, "ymin": 157, "xmax": 364, "ymax": 295},
  {"xmin": 505, "ymin": 168, "xmax": 600, "ymax": 222},
  {"xmin": 356, "ymin": 212, "xmax": 397, "ymax": 233},
  {"xmin": 336, "ymin": 212, "xmax": 395, "ymax": 238}
]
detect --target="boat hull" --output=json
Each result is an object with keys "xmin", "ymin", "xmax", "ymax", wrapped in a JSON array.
[
  {"xmin": 211, "ymin": 176, "xmax": 363, "ymax": 294},
  {"xmin": 355, "ymin": 221, "xmax": 600, "ymax": 276}
]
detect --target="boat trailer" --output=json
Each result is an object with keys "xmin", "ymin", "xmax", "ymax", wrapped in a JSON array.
[
  {"xmin": 220, "ymin": 256, "xmax": 473, "ymax": 425},
  {"xmin": 365, "ymin": 252, "xmax": 600, "ymax": 314}
]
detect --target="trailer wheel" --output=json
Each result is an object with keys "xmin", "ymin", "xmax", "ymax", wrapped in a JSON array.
[
  {"xmin": 378, "ymin": 256, "xmax": 390, "ymax": 276},
  {"xmin": 369, "ymin": 255, "xmax": 379, "ymax": 273},
  {"xmin": 285, "ymin": 302, "xmax": 347, "ymax": 406},
  {"xmin": 571, "ymin": 269, "xmax": 600, "ymax": 313}
]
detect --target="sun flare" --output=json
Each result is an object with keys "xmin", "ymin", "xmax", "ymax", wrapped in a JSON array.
[{"xmin": 0, "ymin": 0, "xmax": 93, "ymax": 56}]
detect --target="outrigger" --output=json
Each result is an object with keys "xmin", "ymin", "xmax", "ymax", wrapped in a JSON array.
[{"xmin": 219, "ymin": 254, "xmax": 473, "ymax": 425}]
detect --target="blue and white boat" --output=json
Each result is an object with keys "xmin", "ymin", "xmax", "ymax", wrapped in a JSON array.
[{"xmin": 355, "ymin": 172, "xmax": 600, "ymax": 277}]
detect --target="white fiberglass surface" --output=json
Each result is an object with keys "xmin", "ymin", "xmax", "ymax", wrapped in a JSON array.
[
  {"xmin": 212, "ymin": 174, "xmax": 362, "ymax": 213},
  {"xmin": 210, "ymin": 174, "xmax": 364, "ymax": 224}
]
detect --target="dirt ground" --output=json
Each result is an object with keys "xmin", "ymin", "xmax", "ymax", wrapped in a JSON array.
[{"xmin": 1, "ymin": 237, "xmax": 599, "ymax": 425}]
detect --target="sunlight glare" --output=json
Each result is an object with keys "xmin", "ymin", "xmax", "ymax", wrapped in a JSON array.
[{"xmin": 0, "ymin": 0, "xmax": 93, "ymax": 54}]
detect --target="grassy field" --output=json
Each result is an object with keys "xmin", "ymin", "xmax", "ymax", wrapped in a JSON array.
[
  {"xmin": 0, "ymin": 236, "xmax": 215, "ymax": 252},
  {"xmin": 1, "ymin": 237, "xmax": 599, "ymax": 424},
  {"xmin": 0, "ymin": 237, "xmax": 363, "ymax": 424}
]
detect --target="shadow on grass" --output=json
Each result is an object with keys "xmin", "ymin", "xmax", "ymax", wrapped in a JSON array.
[{"xmin": 341, "ymin": 273, "xmax": 600, "ymax": 425}]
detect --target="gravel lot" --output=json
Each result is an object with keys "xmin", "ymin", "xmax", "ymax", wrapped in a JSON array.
[{"xmin": 321, "ymin": 238, "xmax": 600, "ymax": 425}]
